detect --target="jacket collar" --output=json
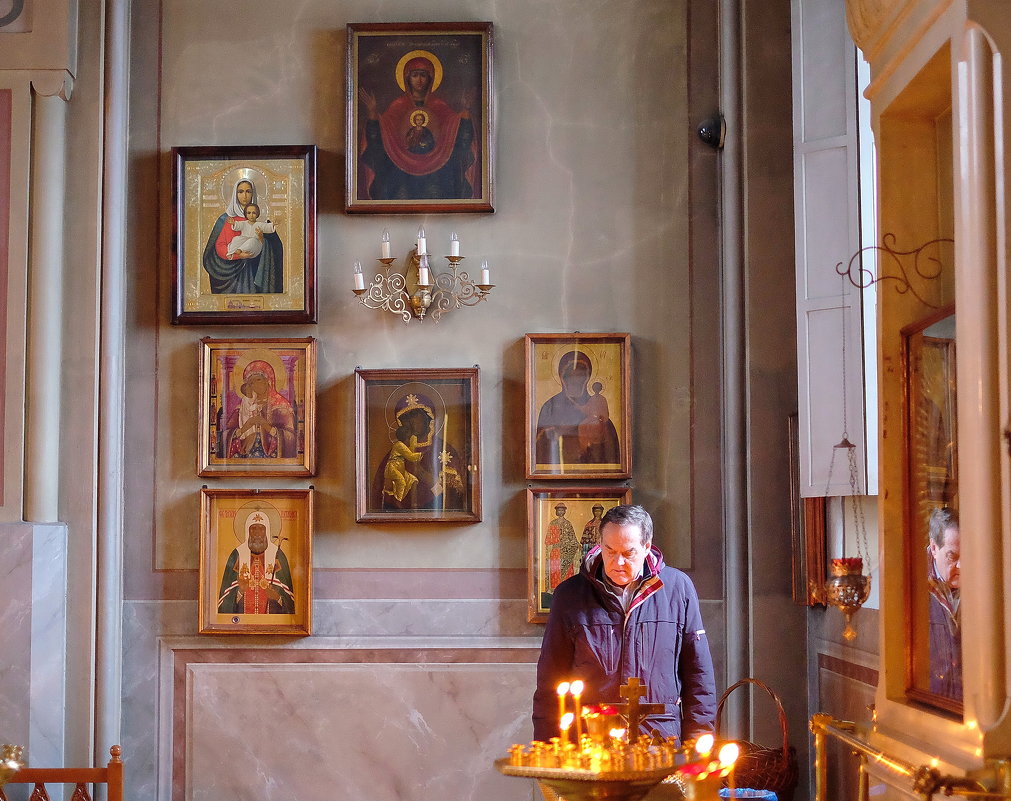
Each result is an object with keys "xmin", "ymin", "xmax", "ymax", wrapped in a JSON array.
[{"xmin": 582, "ymin": 544, "xmax": 666, "ymax": 613}]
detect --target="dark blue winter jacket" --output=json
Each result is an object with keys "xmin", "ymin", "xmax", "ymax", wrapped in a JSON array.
[{"xmin": 532, "ymin": 544, "xmax": 717, "ymax": 742}]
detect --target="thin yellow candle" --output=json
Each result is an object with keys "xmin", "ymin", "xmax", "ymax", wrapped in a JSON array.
[
  {"xmin": 556, "ymin": 681, "xmax": 570, "ymax": 726},
  {"xmin": 570, "ymin": 680, "xmax": 584, "ymax": 744}
]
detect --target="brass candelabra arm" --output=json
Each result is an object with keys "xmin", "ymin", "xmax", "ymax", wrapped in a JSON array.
[
  {"xmin": 0, "ymin": 744, "xmax": 24, "ymax": 786},
  {"xmin": 427, "ymin": 262, "xmax": 492, "ymax": 322},
  {"xmin": 811, "ymin": 713, "xmax": 1011, "ymax": 801},
  {"xmin": 355, "ymin": 261, "xmax": 413, "ymax": 323}
]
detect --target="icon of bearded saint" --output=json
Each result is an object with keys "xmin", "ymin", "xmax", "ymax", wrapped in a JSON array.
[{"xmin": 217, "ymin": 509, "xmax": 295, "ymax": 615}]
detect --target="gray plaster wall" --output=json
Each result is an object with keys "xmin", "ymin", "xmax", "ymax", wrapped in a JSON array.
[{"xmin": 111, "ymin": 0, "xmax": 802, "ymax": 798}]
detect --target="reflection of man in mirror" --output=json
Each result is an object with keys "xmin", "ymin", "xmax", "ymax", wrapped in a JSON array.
[
  {"xmin": 218, "ymin": 509, "xmax": 295, "ymax": 615},
  {"xmin": 535, "ymin": 351, "xmax": 621, "ymax": 467},
  {"xmin": 927, "ymin": 506, "xmax": 961, "ymax": 700}
]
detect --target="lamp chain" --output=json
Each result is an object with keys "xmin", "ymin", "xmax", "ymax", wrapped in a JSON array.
[{"xmin": 824, "ymin": 276, "xmax": 869, "ymax": 563}]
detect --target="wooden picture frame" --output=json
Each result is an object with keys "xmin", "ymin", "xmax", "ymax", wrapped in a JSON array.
[
  {"xmin": 345, "ymin": 22, "xmax": 494, "ymax": 214},
  {"xmin": 788, "ymin": 413, "xmax": 827, "ymax": 606},
  {"xmin": 198, "ymin": 488, "xmax": 313, "ymax": 636},
  {"xmin": 172, "ymin": 145, "xmax": 317, "ymax": 324},
  {"xmin": 197, "ymin": 337, "xmax": 316, "ymax": 477},
  {"xmin": 355, "ymin": 367, "xmax": 481, "ymax": 522},
  {"xmin": 524, "ymin": 333, "xmax": 632, "ymax": 479},
  {"xmin": 526, "ymin": 487, "xmax": 632, "ymax": 623},
  {"xmin": 902, "ymin": 305, "xmax": 962, "ymax": 715}
]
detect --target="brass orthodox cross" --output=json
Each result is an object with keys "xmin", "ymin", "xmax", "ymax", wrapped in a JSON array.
[{"xmin": 617, "ymin": 677, "xmax": 665, "ymax": 743}]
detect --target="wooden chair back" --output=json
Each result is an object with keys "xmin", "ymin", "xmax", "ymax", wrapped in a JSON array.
[{"xmin": 0, "ymin": 746, "xmax": 122, "ymax": 801}]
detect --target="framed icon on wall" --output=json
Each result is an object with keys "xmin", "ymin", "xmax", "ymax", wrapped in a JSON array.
[
  {"xmin": 172, "ymin": 145, "xmax": 317, "ymax": 324},
  {"xmin": 526, "ymin": 486, "xmax": 632, "ymax": 623},
  {"xmin": 346, "ymin": 22, "xmax": 494, "ymax": 214},
  {"xmin": 198, "ymin": 487, "xmax": 313, "ymax": 636},
  {"xmin": 197, "ymin": 337, "xmax": 316, "ymax": 477},
  {"xmin": 355, "ymin": 367, "xmax": 481, "ymax": 523},
  {"xmin": 524, "ymin": 332, "xmax": 632, "ymax": 480}
]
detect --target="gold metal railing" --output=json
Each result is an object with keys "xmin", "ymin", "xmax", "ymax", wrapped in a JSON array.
[{"xmin": 811, "ymin": 713, "xmax": 1011, "ymax": 800}]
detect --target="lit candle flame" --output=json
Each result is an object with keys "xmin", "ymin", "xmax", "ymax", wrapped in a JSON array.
[
  {"xmin": 609, "ymin": 728, "xmax": 626, "ymax": 740},
  {"xmin": 556, "ymin": 682, "xmax": 570, "ymax": 729},
  {"xmin": 570, "ymin": 680, "xmax": 584, "ymax": 696},
  {"xmin": 695, "ymin": 733, "xmax": 714, "ymax": 757},
  {"xmin": 560, "ymin": 712, "xmax": 574, "ymax": 731},
  {"xmin": 718, "ymin": 742, "xmax": 740, "ymax": 767}
]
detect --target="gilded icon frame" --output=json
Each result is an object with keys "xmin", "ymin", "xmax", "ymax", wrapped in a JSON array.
[
  {"xmin": 355, "ymin": 367, "xmax": 481, "ymax": 523},
  {"xmin": 345, "ymin": 22, "xmax": 494, "ymax": 214},
  {"xmin": 197, "ymin": 337, "xmax": 316, "ymax": 477},
  {"xmin": 198, "ymin": 487, "xmax": 313, "ymax": 636},
  {"xmin": 172, "ymin": 145, "xmax": 317, "ymax": 324},
  {"xmin": 526, "ymin": 486, "xmax": 632, "ymax": 623},
  {"xmin": 524, "ymin": 333, "xmax": 632, "ymax": 480}
]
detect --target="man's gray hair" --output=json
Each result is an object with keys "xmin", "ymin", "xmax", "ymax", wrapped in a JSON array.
[
  {"xmin": 600, "ymin": 504, "xmax": 653, "ymax": 545},
  {"xmin": 928, "ymin": 506, "xmax": 958, "ymax": 547}
]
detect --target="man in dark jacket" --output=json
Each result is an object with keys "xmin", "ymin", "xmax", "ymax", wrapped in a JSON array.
[{"xmin": 532, "ymin": 504, "xmax": 717, "ymax": 743}]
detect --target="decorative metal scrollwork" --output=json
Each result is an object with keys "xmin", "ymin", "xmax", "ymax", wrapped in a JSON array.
[{"xmin": 836, "ymin": 234, "xmax": 954, "ymax": 309}]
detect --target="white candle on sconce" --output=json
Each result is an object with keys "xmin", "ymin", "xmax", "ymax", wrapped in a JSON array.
[
  {"xmin": 381, "ymin": 228, "xmax": 391, "ymax": 259},
  {"xmin": 417, "ymin": 226, "xmax": 427, "ymax": 255},
  {"xmin": 480, "ymin": 259, "xmax": 491, "ymax": 285},
  {"xmin": 418, "ymin": 254, "xmax": 431, "ymax": 285},
  {"xmin": 450, "ymin": 231, "xmax": 460, "ymax": 257},
  {"xmin": 353, "ymin": 260, "xmax": 365, "ymax": 291}
]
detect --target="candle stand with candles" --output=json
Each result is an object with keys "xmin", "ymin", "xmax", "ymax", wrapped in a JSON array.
[
  {"xmin": 496, "ymin": 678, "xmax": 739, "ymax": 801},
  {"xmin": 352, "ymin": 228, "xmax": 494, "ymax": 323}
]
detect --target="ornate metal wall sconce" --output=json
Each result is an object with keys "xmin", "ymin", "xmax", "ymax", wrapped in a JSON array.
[{"xmin": 352, "ymin": 228, "xmax": 494, "ymax": 323}]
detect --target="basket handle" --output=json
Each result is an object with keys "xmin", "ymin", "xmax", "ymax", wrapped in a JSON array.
[{"xmin": 715, "ymin": 677, "xmax": 790, "ymax": 758}]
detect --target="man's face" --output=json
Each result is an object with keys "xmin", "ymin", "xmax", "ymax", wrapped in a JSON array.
[
  {"xmin": 600, "ymin": 522, "xmax": 649, "ymax": 587},
  {"xmin": 930, "ymin": 524, "xmax": 961, "ymax": 588},
  {"xmin": 248, "ymin": 523, "xmax": 269, "ymax": 555}
]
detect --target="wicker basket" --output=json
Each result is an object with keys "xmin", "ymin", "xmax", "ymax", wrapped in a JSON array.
[{"xmin": 715, "ymin": 678, "xmax": 799, "ymax": 801}]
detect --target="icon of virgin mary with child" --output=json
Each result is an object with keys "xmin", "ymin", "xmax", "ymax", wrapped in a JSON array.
[{"xmin": 202, "ymin": 173, "xmax": 284, "ymax": 295}]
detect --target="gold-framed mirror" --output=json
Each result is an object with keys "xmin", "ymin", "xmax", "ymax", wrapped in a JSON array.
[{"xmin": 902, "ymin": 304, "xmax": 960, "ymax": 715}]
